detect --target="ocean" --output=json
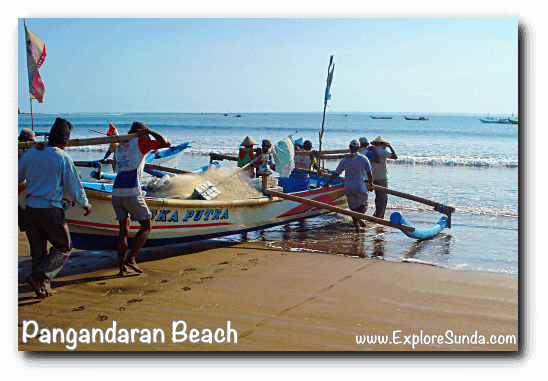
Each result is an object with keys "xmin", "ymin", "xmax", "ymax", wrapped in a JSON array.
[{"xmin": 17, "ymin": 112, "xmax": 519, "ymax": 275}]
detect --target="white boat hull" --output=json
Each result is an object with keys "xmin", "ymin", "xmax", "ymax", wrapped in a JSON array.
[{"xmin": 18, "ymin": 182, "xmax": 348, "ymax": 250}]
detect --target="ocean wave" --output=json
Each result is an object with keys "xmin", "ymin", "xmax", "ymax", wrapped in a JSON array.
[
  {"xmin": 64, "ymin": 144, "xmax": 518, "ymax": 168},
  {"xmin": 386, "ymin": 201, "xmax": 518, "ymax": 219},
  {"xmin": 394, "ymin": 155, "xmax": 518, "ymax": 168}
]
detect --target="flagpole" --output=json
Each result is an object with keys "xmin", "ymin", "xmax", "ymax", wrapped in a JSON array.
[
  {"xmin": 317, "ymin": 55, "xmax": 334, "ymax": 185},
  {"xmin": 23, "ymin": 19, "xmax": 34, "ymax": 131}
]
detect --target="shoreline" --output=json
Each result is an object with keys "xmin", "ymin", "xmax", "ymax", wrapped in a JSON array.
[{"xmin": 17, "ymin": 232, "xmax": 518, "ymax": 352}]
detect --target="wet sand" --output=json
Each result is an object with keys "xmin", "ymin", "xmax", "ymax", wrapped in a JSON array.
[{"xmin": 17, "ymin": 232, "xmax": 518, "ymax": 352}]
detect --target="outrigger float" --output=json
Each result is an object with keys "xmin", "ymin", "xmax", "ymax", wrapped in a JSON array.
[{"xmin": 19, "ymin": 133, "xmax": 455, "ymax": 250}]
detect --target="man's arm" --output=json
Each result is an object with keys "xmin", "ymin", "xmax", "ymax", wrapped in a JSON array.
[
  {"xmin": 322, "ymin": 172, "xmax": 339, "ymax": 187},
  {"xmin": 140, "ymin": 128, "xmax": 171, "ymax": 149},
  {"xmin": 366, "ymin": 171, "xmax": 373, "ymax": 192},
  {"xmin": 62, "ymin": 156, "xmax": 91, "ymax": 215},
  {"xmin": 386, "ymin": 144, "xmax": 397, "ymax": 160}
]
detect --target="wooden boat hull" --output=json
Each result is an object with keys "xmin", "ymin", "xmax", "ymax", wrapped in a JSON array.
[{"xmin": 18, "ymin": 182, "xmax": 348, "ymax": 250}]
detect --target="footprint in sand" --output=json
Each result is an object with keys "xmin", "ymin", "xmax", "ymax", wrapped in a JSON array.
[
  {"xmin": 97, "ymin": 314, "xmax": 108, "ymax": 321},
  {"xmin": 182, "ymin": 287, "xmax": 191, "ymax": 291},
  {"xmin": 237, "ymin": 252, "xmax": 248, "ymax": 256},
  {"xmin": 72, "ymin": 306, "xmax": 85, "ymax": 312},
  {"xmin": 158, "ymin": 280, "xmax": 168, "ymax": 283},
  {"xmin": 182, "ymin": 268, "xmax": 196, "ymax": 272},
  {"xmin": 127, "ymin": 299, "xmax": 142, "ymax": 303},
  {"xmin": 218, "ymin": 261, "xmax": 228, "ymax": 265}
]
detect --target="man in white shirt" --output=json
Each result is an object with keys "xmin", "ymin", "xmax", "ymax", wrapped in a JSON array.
[
  {"xmin": 112, "ymin": 122, "xmax": 171, "ymax": 275},
  {"xmin": 368, "ymin": 136, "xmax": 398, "ymax": 219}
]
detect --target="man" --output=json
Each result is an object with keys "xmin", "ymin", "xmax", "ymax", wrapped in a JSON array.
[
  {"xmin": 322, "ymin": 139, "xmax": 373, "ymax": 231},
  {"xmin": 18, "ymin": 128, "xmax": 36, "ymax": 233},
  {"xmin": 237, "ymin": 136, "xmax": 259, "ymax": 177},
  {"xmin": 18, "ymin": 128, "xmax": 35, "ymax": 159},
  {"xmin": 293, "ymin": 140, "xmax": 317, "ymax": 173},
  {"xmin": 258, "ymin": 139, "xmax": 276, "ymax": 172},
  {"xmin": 359, "ymin": 136, "xmax": 380, "ymax": 164},
  {"xmin": 112, "ymin": 122, "xmax": 171, "ymax": 275},
  {"xmin": 18, "ymin": 118, "xmax": 92, "ymax": 299},
  {"xmin": 368, "ymin": 136, "xmax": 398, "ymax": 219}
]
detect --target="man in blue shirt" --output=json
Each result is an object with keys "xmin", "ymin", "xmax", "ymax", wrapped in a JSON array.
[
  {"xmin": 322, "ymin": 140, "xmax": 373, "ymax": 231},
  {"xmin": 18, "ymin": 118, "xmax": 91, "ymax": 299}
]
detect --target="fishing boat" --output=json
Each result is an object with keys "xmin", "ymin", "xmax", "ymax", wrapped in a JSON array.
[
  {"xmin": 479, "ymin": 118, "xmax": 499, "ymax": 123},
  {"xmin": 370, "ymin": 116, "xmax": 393, "ymax": 119},
  {"xmin": 18, "ymin": 173, "xmax": 349, "ymax": 250},
  {"xmin": 479, "ymin": 118, "xmax": 510, "ymax": 124},
  {"xmin": 508, "ymin": 117, "xmax": 518, "ymax": 124},
  {"xmin": 77, "ymin": 142, "xmax": 192, "ymax": 182},
  {"xmin": 404, "ymin": 116, "xmax": 428, "ymax": 121}
]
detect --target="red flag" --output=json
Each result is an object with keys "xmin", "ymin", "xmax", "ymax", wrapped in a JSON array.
[
  {"xmin": 25, "ymin": 25, "xmax": 47, "ymax": 103},
  {"xmin": 106, "ymin": 121, "xmax": 119, "ymax": 136}
]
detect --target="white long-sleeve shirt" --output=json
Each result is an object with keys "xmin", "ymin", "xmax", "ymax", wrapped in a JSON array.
[{"xmin": 18, "ymin": 145, "xmax": 89, "ymax": 209}]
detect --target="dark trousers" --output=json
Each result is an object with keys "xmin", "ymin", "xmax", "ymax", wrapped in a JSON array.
[
  {"xmin": 25, "ymin": 207, "xmax": 72, "ymax": 284},
  {"xmin": 373, "ymin": 179, "xmax": 389, "ymax": 219}
]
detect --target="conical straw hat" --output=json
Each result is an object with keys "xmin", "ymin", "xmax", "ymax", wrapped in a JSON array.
[
  {"xmin": 371, "ymin": 136, "xmax": 388, "ymax": 144},
  {"xmin": 240, "ymin": 136, "xmax": 258, "ymax": 146}
]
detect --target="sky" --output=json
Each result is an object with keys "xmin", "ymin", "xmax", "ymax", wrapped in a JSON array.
[{"xmin": 15, "ymin": 17, "xmax": 518, "ymax": 114}]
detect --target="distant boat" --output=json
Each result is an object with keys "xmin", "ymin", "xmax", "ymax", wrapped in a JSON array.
[
  {"xmin": 235, "ymin": 114, "xmax": 242, "ymax": 118},
  {"xmin": 343, "ymin": 114, "xmax": 351, "ymax": 117},
  {"xmin": 371, "ymin": 116, "xmax": 393, "ymax": 119},
  {"xmin": 223, "ymin": 114, "xmax": 228, "ymax": 116},
  {"xmin": 404, "ymin": 116, "xmax": 429, "ymax": 121},
  {"xmin": 508, "ymin": 117, "xmax": 518, "ymax": 125},
  {"xmin": 479, "ymin": 115, "xmax": 513, "ymax": 124},
  {"xmin": 479, "ymin": 118, "xmax": 499, "ymax": 123}
]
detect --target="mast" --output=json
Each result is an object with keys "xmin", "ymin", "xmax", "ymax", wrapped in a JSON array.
[
  {"xmin": 317, "ymin": 55, "xmax": 334, "ymax": 185},
  {"xmin": 23, "ymin": 19, "xmax": 34, "ymax": 131}
]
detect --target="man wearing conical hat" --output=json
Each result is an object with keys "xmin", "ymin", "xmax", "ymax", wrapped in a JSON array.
[
  {"xmin": 368, "ymin": 136, "xmax": 398, "ymax": 219},
  {"xmin": 237, "ymin": 136, "xmax": 259, "ymax": 177}
]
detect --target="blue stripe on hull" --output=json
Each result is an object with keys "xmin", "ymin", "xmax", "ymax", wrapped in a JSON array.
[{"xmin": 70, "ymin": 211, "xmax": 332, "ymax": 251}]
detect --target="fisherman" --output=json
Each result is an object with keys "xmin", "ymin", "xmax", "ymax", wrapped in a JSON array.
[
  {"xmin": 18, "ymin": 128, "xmax": 35, "ymax": 159},
  {"xmin": 359, "ymin": 136, "xmax": 380, "ymax": 164},
  {"xmin": 322, "ymin": 139, "xmax": 373, "ymax": 231},
  {"xmin": 99, "ymin": 121, "xmax": 119, "ymax": 162},
  {"xmin": 237, "ymin": 136, "xmax": 259, "ymax": 177},
  {"xmin": 18, "ymin": 118, "xmax": 92, "ymax": 299},
  {"xmin": 367, "ymin": 136, "xmax": 398, "ymax": 219},
  {"xmin": 18, "ymin": 128, "xmax": 36, "ymax": 234},
  {"xmin": 258, "ymin": 139, "xmax": 276, "ymax": 172},
  {"xmin": 112, "ymin": 122, "xmax": 171, "ymax": 276},
  {"xmin": 293, "ymin": 140, "xmax": 317, "ymax": 173}
]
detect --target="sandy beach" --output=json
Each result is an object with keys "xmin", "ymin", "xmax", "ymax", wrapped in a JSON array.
[{"xmin": 17, "ymin": 231, "xmax": 518, "ymax": 352}]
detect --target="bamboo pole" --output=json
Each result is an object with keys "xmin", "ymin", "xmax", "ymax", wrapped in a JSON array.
[
  {"xmin": 18, "ymin": 133, "xmax": 139, "ymax": 149},
  {"xmin": 262, "ymin": 188, "xmax": 415, "ymax": 232},
  {"xmin": 301, "ymin": 169, "xmax": 455, "ymax": 215},
  {"xmin": 371, "ymin": 184, "xmax": 456, "ymax": 215}
]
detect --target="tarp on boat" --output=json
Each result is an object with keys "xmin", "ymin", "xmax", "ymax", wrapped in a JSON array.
[{"xmin": 272, "ymin": 137, "xmax": 295, "ymax": 178}]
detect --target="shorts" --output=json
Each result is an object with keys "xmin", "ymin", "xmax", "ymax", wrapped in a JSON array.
[
  {"xmin": 346, "ymin": 193, "xmax": 368, "ymax": 210},
  {"xmin": 112, "ymin": 195, "xmax": 150, "ymax": 222}
]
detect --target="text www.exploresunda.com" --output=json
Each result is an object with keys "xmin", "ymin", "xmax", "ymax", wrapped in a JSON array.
[{"xmin": 356, "ymin": 330, "xmax": 516, "ymax": 349}]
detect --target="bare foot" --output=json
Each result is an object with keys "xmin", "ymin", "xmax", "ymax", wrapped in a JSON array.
[
  {"xmin": 124, "ymin": 261, "xmax": 144, "ymax": 274},
  {"xmin": 26, "ymin": 275, "xmax": 45, "ymax": 299},
  {"xmin": 117, "ymin": 265, "xmax": 129, "ymax": 276}
]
